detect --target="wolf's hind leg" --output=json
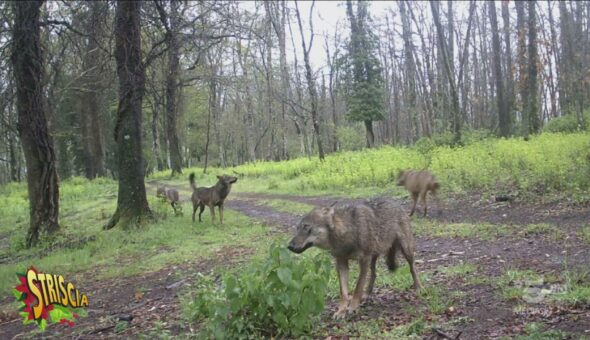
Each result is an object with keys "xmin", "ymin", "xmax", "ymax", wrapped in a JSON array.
[
  {"xmin": 366, "ymin": 255, "xmax": 378, "ymax": 296},
  {"xmin": 349, "ymin": 257, "xmax": 370, "ymax": 313}
]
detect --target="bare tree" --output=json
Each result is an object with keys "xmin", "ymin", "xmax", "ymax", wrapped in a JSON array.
[
  {"xmin": 489, "ymin": 1, "xmax": 509, "ymax": 136},
  {"xmin": 294, "ymin": 0, "xmax": 325, "ymax": 160}
]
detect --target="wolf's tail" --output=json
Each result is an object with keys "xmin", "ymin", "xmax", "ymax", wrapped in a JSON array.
[
  {"xmin": 386, "ymin": 243, "xmax": 400, "ymax": 272},
  {"xmin": 189, "ymin": 173, "xmax": 197, "ymax": 191}
]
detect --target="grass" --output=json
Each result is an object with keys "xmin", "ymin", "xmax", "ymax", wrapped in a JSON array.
[
  {"xmin": 439, "ymin": 263, "xmax": 478, "ymax": 278},
  {"xmin": 257, "ymin": 199, "xmax": 314, "ymax": 215},
  {"xmin": 151, "ymin": 132, "xmax": 590, "ymax": 201},
  {"xmin": 413, "ymin": 219, "xmax": 510, "ymax": 240},
  {"xmin": 0, "ymin": 177, "xmax": 280, "ymax": 301},
  {"xmin": 516, "ymin": 322, "xmax": 572, "ymax": 340},
  {"xmin": 579, "ymin": 225, "xmax": 590, "ymax": 244},
  {"xmin": 496, "ymin": 269, "xmax": 544, "ymax": 301}
]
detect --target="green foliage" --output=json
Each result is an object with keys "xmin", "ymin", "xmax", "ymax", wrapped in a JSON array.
[
  {"xmin": 343, "ymin": 1, "xmax": 385, "ymax": 125},
  {"xmin": 544, "ymin": 110, "xmax": 590, "ymax": 133},
  {"xmin": 184, "ymin": 244, "xmax": 332, "ymax": 338},
  {"xmin": 224, "ymin": 132, "xmax": 590, "ymax": 200},
  {"xmin": 554, "ymin": 272, "xmax": 590, "ymax": 307},
  {"xmin": 335, "ymin": 124, "xmax": 366, "ymax": 151}
]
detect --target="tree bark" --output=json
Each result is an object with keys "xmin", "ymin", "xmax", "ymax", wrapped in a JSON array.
[
  {"xmin": 525, "ymin": 0, "xmax": 540, "ymax": 135},
  {"xmin": 11, "ymin": 0, "xmax": 60, "ymax": 247},
  {"xmin": 501, "ymin": 0, "xmax": 515, "ymax": 126},
  {"xmin": 163, "ymin": 0, "xmax": 183, "ymax": 175},
  {"xmin": 81, "ymin": 1, "xmax": 106, "ymax": 179},
  {"xmin": 295, "ymin": 0, "xmax": 325, "ymax": 161},
  {"xmin": 430, "ymin": 1, "xmax": 461, "ymax": 143},
  {"xmin": 104, "ymin": 0, "xmax": 151, "ymax": 230},
  {"xmin": 488, "ymin": 1, "xmax": 509, "ymax": 137}
]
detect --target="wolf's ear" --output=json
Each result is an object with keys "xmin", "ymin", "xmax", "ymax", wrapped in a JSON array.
[{"xmin": 320, "ymin": 206, "xmax": 334, "ymax": 215}]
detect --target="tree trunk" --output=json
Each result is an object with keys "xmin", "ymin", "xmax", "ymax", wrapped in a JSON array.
[
  {"xmin": 11, "ymin": 0, "xmax": 60, "ymax": 247},
  {"xmin": 516, "ymin": 1, "xmax": 528, "ymax": 130},
  {"xmin": 525, "ymin": 0, "xmax": 540, "ymax": 135},
  {"xmin": 488, "ymin": 1, "xmax": 509, "ymax": 137},
  {"xmin": 165, "ymin": 0, "xmax": 183, "ymax": 176},
  {"xmin": 430, "ymin": 1, "xmax": 461, "ymax": 144},
  {"xmin": 501, "ymin": 0, "xmax": 515, "ymax": 126},
  {"xmin": 81, "ymin": 1, "xmax": 106, "ymax": 179},
  {"xmin": 104, "ymin": 0, "xmax": 151, "ymax": 230},
  {"xmin": 364, "ymin": 120, "xmax": 374, "ymax": 148},
  {"xmin": 295, "ymin": 1, "xmax": 325, "ymax": 161}
]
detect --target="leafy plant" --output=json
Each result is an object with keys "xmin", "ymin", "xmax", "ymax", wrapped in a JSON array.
[{"xmin": 184, "ymin": 244, "xmax": 332, "ymax": 338}]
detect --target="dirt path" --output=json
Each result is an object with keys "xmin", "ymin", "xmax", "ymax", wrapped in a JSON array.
[
  {"xmin": 229, "ymin": 191, "xmax": 590, "ymax": 339},
  {"xmin": 2, "ymin": 184, "xmax": 588, "ymax": 338}
]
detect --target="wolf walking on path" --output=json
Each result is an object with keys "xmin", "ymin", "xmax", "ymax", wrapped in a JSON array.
[{"xmin": 288, "ymin": 197, "xmax": 422, "ymax": 318}]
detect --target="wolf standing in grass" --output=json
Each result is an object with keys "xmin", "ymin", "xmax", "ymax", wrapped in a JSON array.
[
  {"xmin": 288, "ymin": 197, "xmax": 422, "ymax": 319},
  {"xmin": 189, "ymin": 173, "xmax": 237, "ymax": 224},
  {"xmin": 156, "ymin": 186, "xmax": 181, "ymax": 214},
  {"xmin": 397, "ymin": 170, "xmax": 440, "ymax": 217}
]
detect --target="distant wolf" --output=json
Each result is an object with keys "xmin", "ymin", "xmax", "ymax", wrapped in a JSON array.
[
  {"xmin": 396, "ymin": 170, "xmax": 440, "ymax": 217},
  {"xmin": 287, "ymin": 197, "xmax": 422, "ymax": 319},
  {"xmin": 189, "ymin": 173, "xmax": 238, "ymax": 224},
  {"xmin": 156, "ymin": 186, "xmax": 181, "ymax": 214}
]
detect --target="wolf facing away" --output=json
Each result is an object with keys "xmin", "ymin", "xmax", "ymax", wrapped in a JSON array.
[
  {"xmin": 287, "ymin": 197, "xmax": 422, "ymax": 319},
  {"xmin": 189, "ymin": 173, "xmax": 237, "ymax": 224},
  {"xmin": 397, "ymin": 170, "xmax": 440, "ymax": 217},
  {"xmin": 156, "ymin": 186, "xmax": 181, "ymax": 214}
]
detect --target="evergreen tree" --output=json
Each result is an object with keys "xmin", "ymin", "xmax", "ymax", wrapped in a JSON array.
[{"xmin": 344, "ymin": 0, "xmax": 385, "ymax": 148}]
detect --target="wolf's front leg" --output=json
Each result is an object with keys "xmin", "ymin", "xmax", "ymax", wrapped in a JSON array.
[
  {"xmin": 349, "ymin": 257, "xmax": 370, "ymax": 313},
  {"xmin": 333, "ymin": 257, "xmax": 350, "ymax": 319}
]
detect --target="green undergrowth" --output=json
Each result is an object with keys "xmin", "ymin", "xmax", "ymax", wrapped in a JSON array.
[
  {"xmin": 0, "ymin": 177, "xmax": 275, "ymax": 300},
  {"xmin": 151, "ymin": 132, "xmax": 590, "ymax": 201}
]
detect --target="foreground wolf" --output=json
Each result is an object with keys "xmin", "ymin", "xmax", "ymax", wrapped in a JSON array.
[
  {"xmin": 288, "ymin": 197, "xmax": 422, "ymax": 319},
  {"xmin": 156, "ymin": 186, "xmax": 181, "ymax": 213},
  {"xmin": 397, "ymin": 170, "xmax": 440, "ymax": 217},
  {"xmin": 189, "ymin": 173, "xmax": 237, "ymax": 224}
]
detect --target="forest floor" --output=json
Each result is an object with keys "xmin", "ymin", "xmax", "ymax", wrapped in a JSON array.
[{"xmin": 1, "ymin": 181, "xmax": 589, "ymax": 339}]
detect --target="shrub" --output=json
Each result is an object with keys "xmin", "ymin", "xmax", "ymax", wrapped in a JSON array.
[
  {"xmin": 544, "ymin": 110, "xmax": 590, "ymax": 133},
  {"xmin": 185, "ymin": 244, "xmax": 332, "ymax": 338}
]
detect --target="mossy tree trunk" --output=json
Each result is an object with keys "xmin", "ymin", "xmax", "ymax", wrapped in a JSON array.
[
  {"xmin": 104, "ymin": 0, "xmax": 151, "ymax": 230},
  {"xmin": 11, "ymin": 0, "xmax": 60, "ymax": 247}
]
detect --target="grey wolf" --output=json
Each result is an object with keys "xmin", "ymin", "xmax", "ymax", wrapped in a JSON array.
[
  {"xmin": 287, "ymin": 197, "xmax": 422, "ymax": 318},
  {"xmin": 396, "ymin": 170, "xmax": 440, "ymax": 216},
  {"xmin": 189, "ymin": 173, "xmax": 237, "ymax": 224}
]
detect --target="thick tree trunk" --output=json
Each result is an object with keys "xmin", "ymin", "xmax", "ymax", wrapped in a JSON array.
[
  {"xmin": 104, "ymin": 0, "xmax": 151, "ymax": 230},
  {"xmin": 165, "ymin": 0, "xmax": 183, "ymax": 176},
  {"xmin": 488, "ymin": 1, "xmax": 509, "ymax": 137},
  {"xmin": 81, "ymin": 1, "xmax": 105, "ymax": 179},
  {"xmin": 11, "ymin": 0, "xmax": 60, "ymax": 247}
]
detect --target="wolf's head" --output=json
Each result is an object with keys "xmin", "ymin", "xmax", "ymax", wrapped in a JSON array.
[
  {"xmin": 287, "ymin": 206, "xmax": 335, "ymax": 254},
  {"xmin": 217, "ymin": 175, "xmax": 238, "ymax": 186},
  {"xmin": 396, "ymin": 170, "xmax": 408, "ymax": 186},
  {"xmin": 156, "ymin": 186, "xmax": 167, "ymax": 198}
]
